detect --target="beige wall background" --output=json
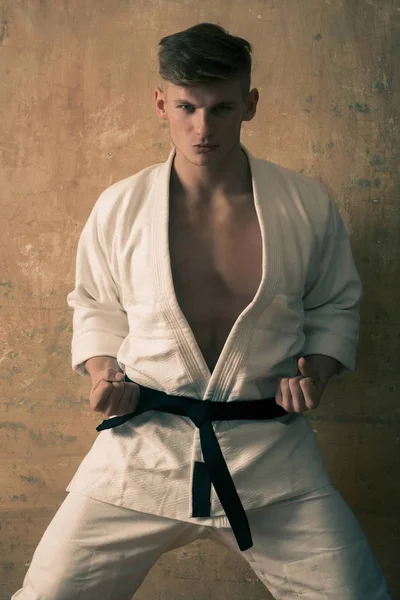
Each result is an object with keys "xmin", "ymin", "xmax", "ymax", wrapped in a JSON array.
[{"xmin": 1, "ymin": 1, "xmax": 399, "ymax": 598}]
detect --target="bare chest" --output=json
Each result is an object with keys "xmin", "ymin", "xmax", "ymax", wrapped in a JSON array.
[{"xmin": 168, "ymin": 198, "xmax": 263, "ymax": 373}]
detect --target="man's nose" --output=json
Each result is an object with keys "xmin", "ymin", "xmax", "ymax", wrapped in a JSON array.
[{"xmin": 194, "ymin": 111, "xmax": 213, "ymax": 137}]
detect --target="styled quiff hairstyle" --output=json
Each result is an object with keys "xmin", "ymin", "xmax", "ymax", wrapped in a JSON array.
[{"xmin": 158, "ymin": 23, "xmax": 252, "ymax": 99}]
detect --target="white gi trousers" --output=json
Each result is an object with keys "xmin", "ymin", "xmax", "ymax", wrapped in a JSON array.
[{"xmin": 12, "ymin": 484, "xmax": 391, "ymax": 600}]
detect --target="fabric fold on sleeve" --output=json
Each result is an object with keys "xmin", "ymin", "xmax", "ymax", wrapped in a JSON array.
[
  {"xmin": 66, "ymin": 198, "xmax": 129, "ymax": 376},
  {"xmin": 302, "ymin": 191, "xmax": 363, "ymax": 373}
]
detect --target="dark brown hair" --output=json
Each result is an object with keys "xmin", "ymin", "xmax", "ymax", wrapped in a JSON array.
[{"xmin": 158, "ymin": 23, "xmax": 252, "ymax": 98}]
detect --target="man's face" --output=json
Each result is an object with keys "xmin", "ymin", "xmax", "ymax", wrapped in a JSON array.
[{"xmin": 155, "ymin": 80, "xmax": 258, "ymax": 166}]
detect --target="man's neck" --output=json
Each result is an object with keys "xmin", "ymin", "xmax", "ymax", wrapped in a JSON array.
[{"xmin": 170, "ymin": 144, "xmax": 253, "ymax": 209}]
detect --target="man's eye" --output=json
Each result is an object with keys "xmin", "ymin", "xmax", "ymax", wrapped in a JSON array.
[{"xmin": 179, "ymin": 105, "xmax": 193, "ymax": 111}]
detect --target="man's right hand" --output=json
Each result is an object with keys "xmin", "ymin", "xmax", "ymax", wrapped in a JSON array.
[{"xmin": 85, "ymin": 357, "xmax": 140, "ymax": 417}]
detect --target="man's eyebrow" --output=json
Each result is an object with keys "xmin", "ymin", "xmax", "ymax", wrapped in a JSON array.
[{"xmin": 173, "ymin": 99, "xmax": 237, "ymax": 107}]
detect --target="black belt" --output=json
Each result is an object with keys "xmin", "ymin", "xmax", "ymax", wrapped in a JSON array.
[{"xmin": 96, "ymin": 376, "xmax": 287, "ymax": 551}]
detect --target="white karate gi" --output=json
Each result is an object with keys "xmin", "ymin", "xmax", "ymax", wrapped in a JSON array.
[{"xmin": 12, "ymin": 145, "xmax": 391, "ymax": 599}]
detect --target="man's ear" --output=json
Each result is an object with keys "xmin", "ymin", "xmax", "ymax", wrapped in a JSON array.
[
  {"xmin": 155, "ymin": 87, "xmax": 168, "ymax": 120},
  {"xmin": 243, "ymin": 88, "xmax": 259, "ymax": 122}
]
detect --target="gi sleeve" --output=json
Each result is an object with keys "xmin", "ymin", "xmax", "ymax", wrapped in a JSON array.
[
  {"xmin": 66, "ymin": 200, "xmax": 129, "ymax": 376},
  {"xmin": 302, "ymin": 193, "xmax": 363, "ymax": 373}
]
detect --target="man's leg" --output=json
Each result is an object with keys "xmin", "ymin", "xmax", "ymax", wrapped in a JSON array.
[
  {"xmin": 12, "ymin": 491, "xmax": 199, "ymax": 600},
  {"xmin": 211, "ymin": 484, "xmax": 391, "ymax": 600}
]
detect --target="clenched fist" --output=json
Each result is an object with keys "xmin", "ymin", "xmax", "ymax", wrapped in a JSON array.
[
  {"xmin": 275, "ymin": 356, "xmax": 327, "ymax": 414},
  {"xmin": 89, "ymin": 368, "xmax": 140, "ymax": 418}
]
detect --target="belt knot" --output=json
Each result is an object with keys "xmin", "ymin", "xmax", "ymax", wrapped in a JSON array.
[{"xmin": 186, "ymin": 400, "xmax": 214, "ymax": 428}]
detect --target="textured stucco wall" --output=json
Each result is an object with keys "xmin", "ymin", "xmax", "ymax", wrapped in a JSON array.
[{"xmin": 1, "ymin": 1, "xmax": 399, "ymax": 598}]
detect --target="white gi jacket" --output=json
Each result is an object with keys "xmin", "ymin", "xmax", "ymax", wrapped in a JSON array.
[{"xmin": 66, "ymin": 144, "xmax": 363, "ymax": 527}]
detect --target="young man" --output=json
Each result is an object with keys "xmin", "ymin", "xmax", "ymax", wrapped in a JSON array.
[{"xmin": 13, "ymin": 22, "xmax": 391, "ymax": 600}]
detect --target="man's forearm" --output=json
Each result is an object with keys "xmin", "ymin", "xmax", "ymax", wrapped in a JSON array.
[
  {"xmin": 84, "ymin": 355, "xmax": 121, "ymax": 377},
  {"xmin": 303, "ymin": 354, "xmax": 341, "ymax": 387}
]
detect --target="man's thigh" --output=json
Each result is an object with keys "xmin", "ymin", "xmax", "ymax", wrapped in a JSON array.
[
  {"xmin": 212, "ymin": 484, "xmax": 391, "ymax": 600},
  {"xmin": 12, "ymin": 491, "xmax": 196, "ymax": 600}
]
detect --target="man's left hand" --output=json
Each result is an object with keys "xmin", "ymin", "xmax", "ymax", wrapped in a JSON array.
[{"xmin": 275, "ymin": 357, "xmax": 326, "ymax": 413}]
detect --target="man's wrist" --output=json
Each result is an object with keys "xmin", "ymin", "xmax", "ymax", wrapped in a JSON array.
[
  {"xmin": 303, "ymin": 354, "xmax": 341, "ymax": 387},
  {"xmin": 84, "ymin": 355, "xmax": 121, "ymax": 377}
]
